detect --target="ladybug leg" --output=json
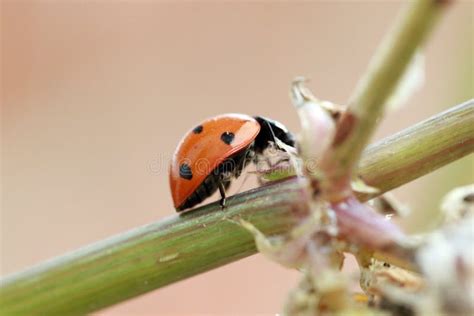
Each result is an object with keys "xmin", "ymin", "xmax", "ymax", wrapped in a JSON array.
[
  {"xmin": 236, "ymin": 147, "xmax": 254, "ymax": 178},
  {"xmin": 271, "ymin": 156, "xmax": 291, "ymax": 167},
  {"xmin": 218, "ymin": 181, "xmax": 227, "ymax": 209}
]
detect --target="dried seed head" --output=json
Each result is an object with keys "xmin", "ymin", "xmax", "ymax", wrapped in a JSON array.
[
  {"xmin": 417, "ymin": 216, "xmax": 474, "ymax": 314},
  {"xmin": 440, "ymin": 184, "xmax": 474, "ymax": 225}
]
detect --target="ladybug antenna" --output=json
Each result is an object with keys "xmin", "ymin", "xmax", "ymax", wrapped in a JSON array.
[{"xmin": 263, "ymin": 120, "xmax": 281, "ymax": 149}]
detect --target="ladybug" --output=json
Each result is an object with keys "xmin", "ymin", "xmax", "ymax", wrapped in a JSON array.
[{"xmin": 169, "ymin": 114, "xmax": 295, "ymax": 212}]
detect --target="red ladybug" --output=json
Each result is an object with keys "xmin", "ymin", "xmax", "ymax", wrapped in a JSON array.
[{"xmin": 169, "ymin": 113, "xmax": 295, "ymax": 212}]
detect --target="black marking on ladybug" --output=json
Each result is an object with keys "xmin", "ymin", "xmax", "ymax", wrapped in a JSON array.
[
  {"xmin": 176, "ymin": 149, "xmax": 249, "ymax": 211},
  {"xmin": 192, "ymin": 125, "xmax": 203, "ymax": 134},
  {"xmin": 179, "ymin": 163, "xmax": 193, "ymax": 180},
  {"xmin": 220, "ymin": 132, "xmax": 235, "ymax": 145}
]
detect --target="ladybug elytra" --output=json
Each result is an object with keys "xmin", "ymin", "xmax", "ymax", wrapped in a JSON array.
[{"xmin": 169, "ymin": 114, "xmax": 295, "ymax": 212}]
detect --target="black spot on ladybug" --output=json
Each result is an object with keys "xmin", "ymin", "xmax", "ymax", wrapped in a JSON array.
[
  {"xmin": 193, "ymin": 125, "xmax": 203, "ymax": 134},
  {"xmin": 179, "ymin": 163, "xmax": 193, "ymax": 180},
  {"xmin": 220, "ymin": 132, "xmax": 235, "ymax": 145}
]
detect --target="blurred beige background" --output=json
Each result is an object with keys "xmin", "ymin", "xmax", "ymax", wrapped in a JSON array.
[{"xmin": 1, "ymin": 1, "xmax": 473, "ymax": 315}]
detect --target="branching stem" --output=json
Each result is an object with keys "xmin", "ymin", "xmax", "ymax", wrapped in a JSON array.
[
  {"xmin": 320, "ymin": 0, "xmax": 450, "ymax": 199},
  {"xmin": 1, "ymin": 100, "xmax": 472, "ymax": 315}
]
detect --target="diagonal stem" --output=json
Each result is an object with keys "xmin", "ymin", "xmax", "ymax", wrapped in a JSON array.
[
  {"xmin": 1, "ymin": 100, "xmax": 472, "ymax": 315},
  {"xmin": 320, "ymin": 0, "xmax": 451, "ymax": 198}
]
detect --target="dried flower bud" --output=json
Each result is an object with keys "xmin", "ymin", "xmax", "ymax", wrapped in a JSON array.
[
  {"xmin": 289, "ymin": 78, "xmax": 338, "ymax": 173},
  {"xmin": 331, "ymin": 196, "xmax": 407, "ymax": 250},
  {"xmin": 440, "ymin": 184, "xmax": 474, "ymax": 224},
  {"xmin": 417, "ymin": 216, "xmax": 474, "ymax": 314}
]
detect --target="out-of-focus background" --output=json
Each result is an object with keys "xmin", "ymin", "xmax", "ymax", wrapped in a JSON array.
[{"xmin": 1, "ymin": 1, "xmax": 473, "ymax": 315}]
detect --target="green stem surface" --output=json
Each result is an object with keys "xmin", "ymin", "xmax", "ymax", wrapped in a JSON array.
[
  {"xmin": 1, "ymin": 100, "xmax": 473, "ymax": 315},
  {"xmin": 323, "ymin": 0, "xmax": 449, "ymax": 188}
]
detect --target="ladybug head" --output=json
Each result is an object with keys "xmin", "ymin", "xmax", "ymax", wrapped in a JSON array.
[{"xmin": 253, "ymin": 116, "xmax": 295, "ymax": 154}]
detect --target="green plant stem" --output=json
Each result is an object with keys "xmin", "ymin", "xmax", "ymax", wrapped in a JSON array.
[
  {"xmin": 1, "ymin": 100, "xmax": 473, "ymax": 315},
  {"xmin": 322, "ymin": 0, "xmax": 450, "ymax": 192},
  {"xmin": 359, "ymin": 99, "xmax": 474, "ymax": 200}
]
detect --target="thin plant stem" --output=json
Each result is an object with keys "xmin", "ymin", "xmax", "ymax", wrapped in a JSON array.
[{"xmin": 320, "ymin": 0, "xmax": 451, "ymax": 198}]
